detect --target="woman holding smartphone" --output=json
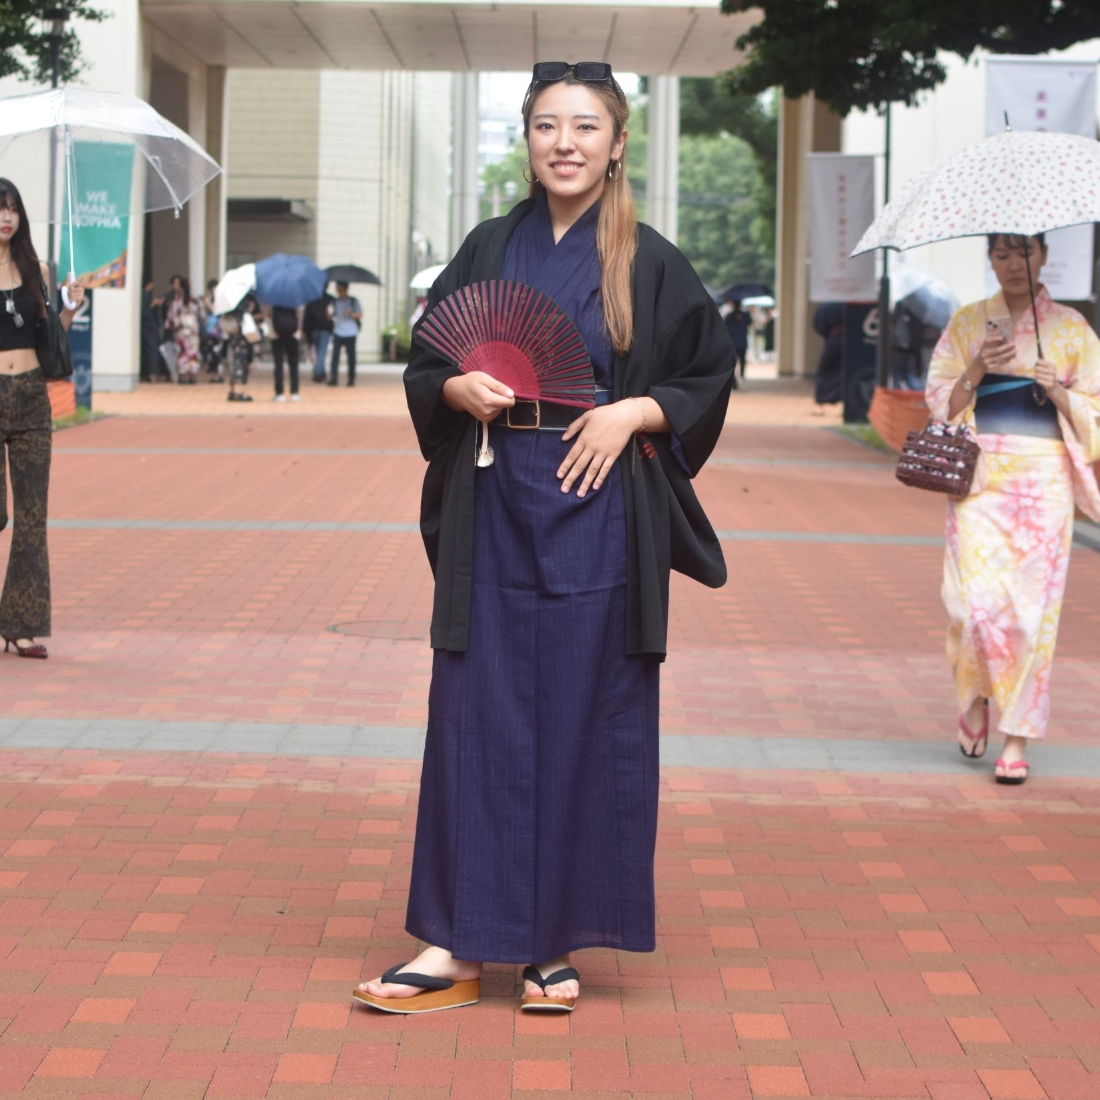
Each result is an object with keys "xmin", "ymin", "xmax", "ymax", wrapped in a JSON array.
[{"xmin": 926, "ymin": 233, "xmax": 1100, "ymax": 783}]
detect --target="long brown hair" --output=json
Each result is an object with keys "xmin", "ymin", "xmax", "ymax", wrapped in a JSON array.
[
  {"xmin": 0, "ymin": 178, "xmax": 46, "ymax": 321},
  {"xmin": 522, "ymin": 75, "xmax": 638, "ymax": 356}
]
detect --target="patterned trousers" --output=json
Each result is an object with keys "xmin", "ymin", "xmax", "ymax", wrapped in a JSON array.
[{"xmin": 0, "ymin": 368, "xmax": 52, "ymax": 639}]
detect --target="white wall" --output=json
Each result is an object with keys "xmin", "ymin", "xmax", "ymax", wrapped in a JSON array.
[{"xmin": 843, "ymin": 43, "xmax": 1100, "ymax": 308}]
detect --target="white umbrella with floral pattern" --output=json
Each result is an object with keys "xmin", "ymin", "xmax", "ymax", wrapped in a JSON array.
[{"xmin": 852, "ymin": 128, "xmax": 1100, "ymax": 353}]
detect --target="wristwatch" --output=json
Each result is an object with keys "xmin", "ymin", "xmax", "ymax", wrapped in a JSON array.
[{"xmin": 960, "ymin": 375, "xmax": 976, "ymax": 393}]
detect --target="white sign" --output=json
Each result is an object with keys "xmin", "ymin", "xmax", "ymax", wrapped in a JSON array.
[
  {"xmin": 985, "ymin": 57, "xmax": 1097, "ymax": 300},
  {"xmin": 808, "ymin": 154, "xmax": 877, "ymax": 303}
]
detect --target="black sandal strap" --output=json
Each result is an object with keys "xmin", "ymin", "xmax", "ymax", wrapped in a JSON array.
[
  {"xmin": 380, "ymin": 963, "xmax": 455, "ymax": 991},
  {"xmin": 522, "ymin": 965, "xmax": 580, "ymax": 991}
]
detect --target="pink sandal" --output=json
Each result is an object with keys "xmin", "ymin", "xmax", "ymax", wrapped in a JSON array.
[
  {"xmin": 958, "ymin": 699, "xmax": 989, "ymax": 759},
  {"xmin": 994, "ymin": 758, "xmax": 1029, "ymax": 785}
]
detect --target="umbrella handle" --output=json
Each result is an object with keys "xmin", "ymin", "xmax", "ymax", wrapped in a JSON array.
[{"xmin": 64, "ymin": 129, "xmax": 76, "ymax": 283}]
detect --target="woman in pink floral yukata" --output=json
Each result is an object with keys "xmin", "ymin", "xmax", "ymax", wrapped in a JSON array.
[{"xmin": 926, "ymin": 233, "xmax": 1100, "ymax": 785}]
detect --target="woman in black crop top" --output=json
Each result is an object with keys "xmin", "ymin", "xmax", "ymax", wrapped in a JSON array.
[{"xmin": 0, "ymin": 177, "xmax": 84, "ymax": 659}]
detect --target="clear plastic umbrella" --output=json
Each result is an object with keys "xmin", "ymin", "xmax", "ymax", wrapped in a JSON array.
[{"xmin": 0, "ymin": 86, "xmax": 223, "ymax": 277}]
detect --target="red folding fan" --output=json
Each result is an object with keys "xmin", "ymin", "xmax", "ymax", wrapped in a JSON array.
[{"xmin": 416, "ymin": 280, "xmax": 595, "ymax": 409}]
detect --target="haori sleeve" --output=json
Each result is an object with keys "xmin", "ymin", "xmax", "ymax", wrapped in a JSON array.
[
  {"xmin": 926, "ymin": 303, "xmax": 978, "ymax": 424},
  {"xmin": 403, "ymin": 257, "xmax": 469, "ymax": 460},
  {"xmin": 1064, "ymin": 319, "xmax": 1100, "ymax": 463}
]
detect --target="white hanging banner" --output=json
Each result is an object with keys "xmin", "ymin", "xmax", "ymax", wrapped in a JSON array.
[
  {"xmin": 807, "ymin": 154, "xmax": 877, "ymax": 303},
  {"xmin": 985, "ymin": 57, "xmax": 1097, "ymax": 300}
]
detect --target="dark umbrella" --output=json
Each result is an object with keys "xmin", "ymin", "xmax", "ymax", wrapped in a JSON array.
[
  {"xmin": 898, "ymin": 284, "xmax": 956, "ymax": 330},
  {"xmin": 325, "ymin": 263, "xmax": 382, "ymax": 286},
  {"xmin": 719, "ymin": 281, "xmax": 772, "ymax": 303}
]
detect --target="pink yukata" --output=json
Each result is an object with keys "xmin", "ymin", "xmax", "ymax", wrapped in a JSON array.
[{"xmin": 926, "ymin": 286, "xmax": 1100, "ymax": 740}]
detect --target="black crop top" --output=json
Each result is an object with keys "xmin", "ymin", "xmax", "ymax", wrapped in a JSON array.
[{"xmin": 0, "ymin": 283, "xmax": 39, "ymax": 351}]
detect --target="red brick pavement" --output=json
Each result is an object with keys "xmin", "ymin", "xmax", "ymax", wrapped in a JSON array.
[
  {"xmin": 1, "ymin": 414, "xmax": 1097, "ymax": 742},
  {"xmin": 4, "ymin": 405, "xmax": 1100, "ymax": 1098},
  {"xmin": 2, "ymin": 750, "xmax": 1100, "ymax": 1099}
]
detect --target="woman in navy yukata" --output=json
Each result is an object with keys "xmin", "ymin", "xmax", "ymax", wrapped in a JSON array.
[{"xmin": 354, "ymin": 63, "xmax": 735, "ymax": 1015}]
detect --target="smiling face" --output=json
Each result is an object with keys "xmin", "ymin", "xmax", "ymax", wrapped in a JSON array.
[
  {"xmin": 989, "ymin": 235, "xmax": 1047, "ymax": 299},
  {"xmin": 526, "ymin": 82, "xmax": 626, "ymax": 211}
]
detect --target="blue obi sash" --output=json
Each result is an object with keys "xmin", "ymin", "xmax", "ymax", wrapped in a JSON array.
[{"xmin": 974, "ymin": 373, "xmax": 1062, "ymax": 439}]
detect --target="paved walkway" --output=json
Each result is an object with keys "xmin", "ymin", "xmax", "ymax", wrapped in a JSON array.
[{"xmin": 3, "ymin": 376, "xmax": 1100, "ymax": 1099}]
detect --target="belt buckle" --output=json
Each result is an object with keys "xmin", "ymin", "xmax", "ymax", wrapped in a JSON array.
[{"xmin": 506, "ymin": 398, "xmax": 540, "ymax": 430}]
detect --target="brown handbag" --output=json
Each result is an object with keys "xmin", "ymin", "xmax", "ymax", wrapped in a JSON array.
[{"xmin": 895, "ymin": 422, "xmax": 980, "ymax": 496}]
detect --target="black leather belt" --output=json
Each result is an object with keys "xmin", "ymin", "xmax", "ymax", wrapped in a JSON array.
[{"xmin": 495, "ymin": 389, "xmax": 611, "ymax": 431}]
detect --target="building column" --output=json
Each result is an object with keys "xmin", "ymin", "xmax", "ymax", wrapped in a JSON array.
[
  {"xmin": 775, "ymin": 94, "xmax": 842, "ymax": 377},
  {"xmin": 450, "ymin": 71, "xmax": 479, "ymax": 256},
  {"xmin": 646, "ymin": 75, "xmax": 679, "ymax": 242},
  {"xmin": 204, "ymin": 65, "xmax": 228, "ymax": 283}
]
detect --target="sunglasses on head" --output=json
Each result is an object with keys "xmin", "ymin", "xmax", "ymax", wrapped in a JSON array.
[{"xmin": 531, "ymin": 61, "xmax": 615, "ymax": 84}]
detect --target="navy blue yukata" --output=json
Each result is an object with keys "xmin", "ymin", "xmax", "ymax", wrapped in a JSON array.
[
  {"xmin": 405, "ymin": 193, "xmax": 661, "ymax": 962},
  {"xmin": 403, "ymin": 192, "xmax": 735, "ymax": 966}
]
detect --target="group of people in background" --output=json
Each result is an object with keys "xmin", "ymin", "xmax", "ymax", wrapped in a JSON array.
[{"xmin": 140, "ymin": 276, "xmax": 364, "ymax": 402}]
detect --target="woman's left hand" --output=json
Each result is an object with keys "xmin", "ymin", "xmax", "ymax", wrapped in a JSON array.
[
  {"xmin": 1034, "ymin": 357, "xmax": 1060, "ymax": 393},
  {"xmin": 558, "ymin": 401, "xmax": 641, "ymax": 497}
]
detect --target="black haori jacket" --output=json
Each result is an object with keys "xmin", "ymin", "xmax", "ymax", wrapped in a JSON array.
[{"xmin": 404, "ymin": 199, "xmax": 735, "ymax": 658}]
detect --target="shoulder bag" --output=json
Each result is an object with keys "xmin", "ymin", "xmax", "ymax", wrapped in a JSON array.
[{"xmin": 35, "ymin": 280, "xmax": 74, "ymax": 380}]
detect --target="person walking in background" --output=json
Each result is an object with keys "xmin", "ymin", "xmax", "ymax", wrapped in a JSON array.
[
  {"xmin": 270, "ymin": 304, "xmax": 301, "ymax": 402},
  {"xmin": 723, "ymin": 299, "xmax": 749, "ymax": 384},
  {"xmin": 200, "ymin": 278, "xmax": 224, "ymax": 381},
  {"xmin": 0, "ymin": 177, "xmax": 84, "ymax": 659},
  {"xmin": 220, "ymin": 305, "xmax": 257, "ymax": 403},
  {"xmin": 330, "ymin": 282, "xmax": 361, "ymax": 386},
  {"xmin": 303, "ymin": 290, "xmax": 334, "ymax": 383},
  {"xmin": 812, "ymin": 302, "xmax": 844, "ymax": 414},
  {"xmin": 927, "ymin": 233, "xmax": 1100, "ymax": 785},
  {"xmin": 165, "ymin": 275, "xmax": 201, "ymax": 384},
  {"xmin": 140, "ymin": 280, "xmax": 165, "ymax": 382},
  {"xmin": 354, "ymin": 62, "xmax": 733, "ymax": 1016}
]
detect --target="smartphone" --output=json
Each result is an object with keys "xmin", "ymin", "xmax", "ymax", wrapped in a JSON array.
[{"xmin": 986, "ymin": 318, "xmax": 1014, "ymax": 345}]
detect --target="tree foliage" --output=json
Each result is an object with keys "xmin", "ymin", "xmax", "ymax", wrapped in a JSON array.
[
  {"xmin": 678, "ymin": 79, "xmax": 777, "ymax": 279},
  {"xmin": 720, "ymin": 0, "xmax": 1100, "ymax": 114},
  {"xmin": 0, "ymin": 1, "xmax": 108, "ymax": 85}
]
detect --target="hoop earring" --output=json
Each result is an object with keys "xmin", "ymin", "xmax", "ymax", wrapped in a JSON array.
[
  {"xmin": 607, "ymin": 159, "xmax": 622, "ymax": 181},
  {"xmin": 522, "ymin": 159, "xmax": 536, "ymax": 184}
]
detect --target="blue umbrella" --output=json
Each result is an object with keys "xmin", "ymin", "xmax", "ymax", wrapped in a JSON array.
[{"xmin": 254, "ymin": 253, "xmax": 326, "ymax": 308}]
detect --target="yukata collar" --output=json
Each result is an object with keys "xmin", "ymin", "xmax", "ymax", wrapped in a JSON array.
[
  {"xmin": 532, "ymin": 186, "xmax": 602, "ymax": 242},
  {"xmin": 989, "ymin": 283, "xmax": 1053, "ymax": 335}
]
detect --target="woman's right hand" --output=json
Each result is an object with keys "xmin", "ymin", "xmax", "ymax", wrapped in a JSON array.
[
  {"xmin": 441, "ymin": 371, "xmax": 515, "ymax": 420},
  {"xmin": 971, "ymin": 336, "xmax": 1015, "ymax": 379}
]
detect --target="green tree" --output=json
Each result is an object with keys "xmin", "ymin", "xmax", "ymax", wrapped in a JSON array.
[
  {"xmin": 0, "ymin": 2, "xmax": 108, "ymax": 84},
  {"xmin": 677, "ymin": 133, "xmax": 773, "ymax": 286},
  {"xmin": 679, "ymin": 79, "xmax": 777, "ymax": 278},
  {"xmin": 720, "ymin": 0, "xmax": 1100, "ymax": 115}
]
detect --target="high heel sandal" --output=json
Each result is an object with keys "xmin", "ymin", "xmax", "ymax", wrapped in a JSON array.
[
  {"xmin": 3, "ymin": 637, "xmax": 48, "ymax": 659},
  {"xmin": 958, "ymin": 699, "xmax": 989, "ymax": 759}
]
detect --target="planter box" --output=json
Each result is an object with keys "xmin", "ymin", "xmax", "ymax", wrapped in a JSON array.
[
  {"xmin": 47, "ymin": 380, "xmax": 76, "ymax": 421},
  {"xmin": 868, "ymin": 387, "xmax": 929, "ymax": 453}
]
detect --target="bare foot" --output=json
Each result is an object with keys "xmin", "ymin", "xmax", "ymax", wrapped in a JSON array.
[
  {"xmin": 958, "ymin": 696, "xmax": 988, "ymax": 756},
  {"xmin": 356, "ymin": 945, "xmax": 482, "ymax": 1000},
  {"xmin": 524, "ymin": 955, "xmax": 580, "ymax": 1003}
]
